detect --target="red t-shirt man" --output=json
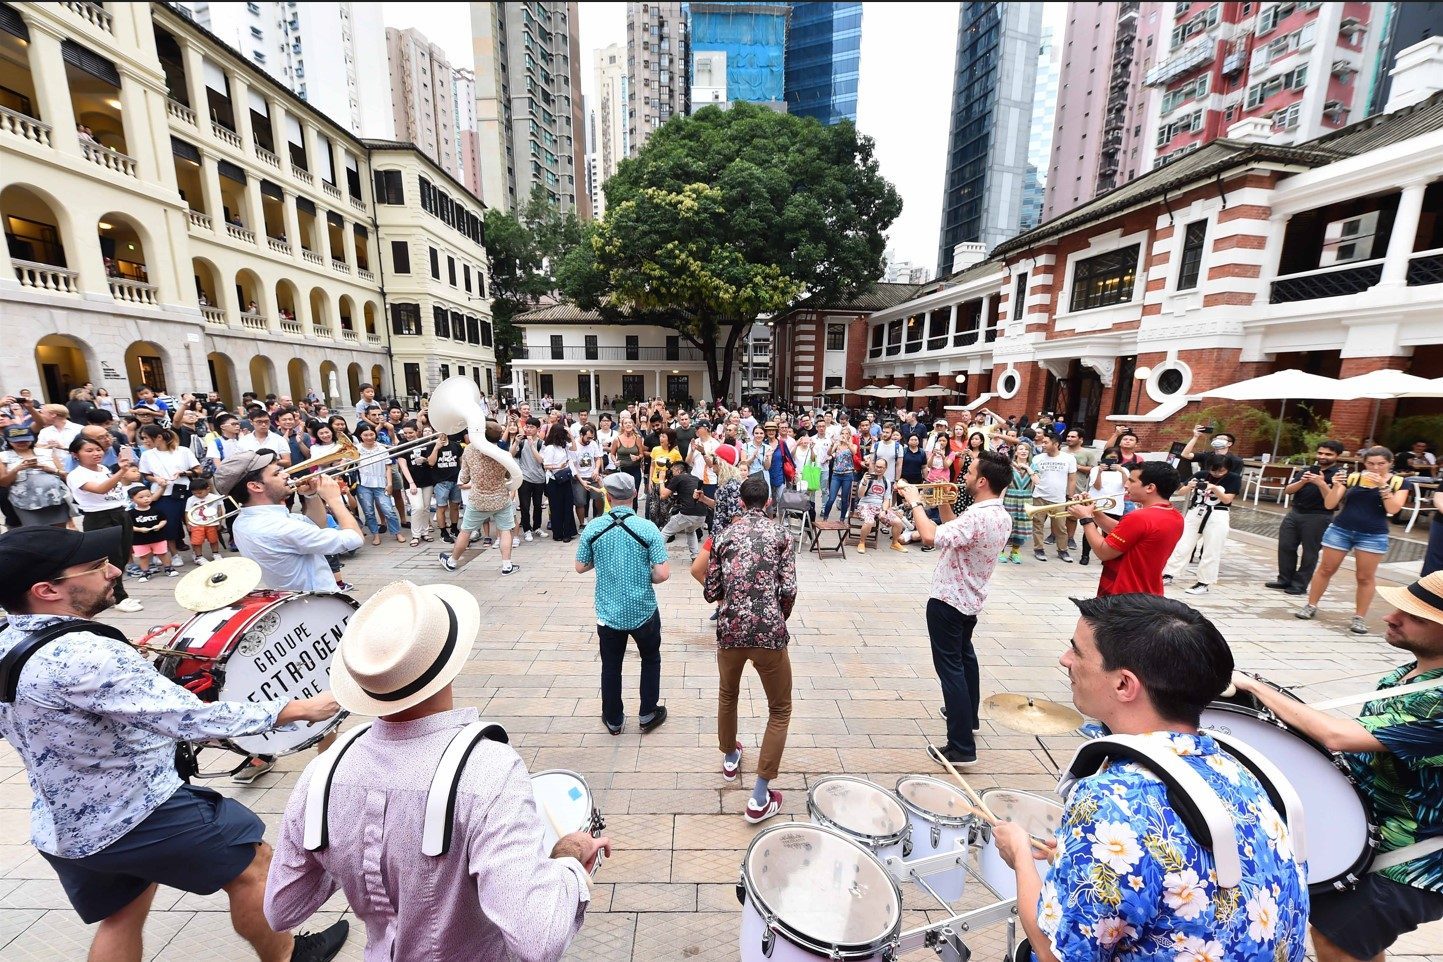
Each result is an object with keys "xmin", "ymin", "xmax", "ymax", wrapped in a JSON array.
[{"xmin": 1069, "ymin": 462, "xmax": 1184, "ymax": 597}]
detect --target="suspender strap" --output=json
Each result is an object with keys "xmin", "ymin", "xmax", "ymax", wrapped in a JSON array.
[
  {"xmin": 422, "ymin": 721, "xmax": 510, "ymax": 856},
  {"xmin": 302, "ymin": 723, "xmax": 373, "ymax": 851},
  {"xmin": 1060, "ymin": 734, "xmax": 1244, "ymax": 888},
  {"xmin": 584, "ymin": 511, "xmax": 651, "ymax": 553},
  {"xmin": 0, "ymin": 619, "xmax": 132, "ymax": 703},
  {"xmin": 1206, "ymin": 730, "xmax": 1308, "ymax": 865}
]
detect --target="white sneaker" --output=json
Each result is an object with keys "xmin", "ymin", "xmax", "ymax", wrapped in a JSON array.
[
  {"xmin": 1185, "ymin": 583, "xmax": 1209, "ymax": 595},
  {"xmin": 524, "ymin": 531, "xmax": 534, "ymax": 543},
  {"xmin": 171, "ymin": 556, "xmax": 185, "ymax": 569},
  {"xmin": 195, "ymin": 557, "xmax": 210, "ymax": 565},
  {"xmin": 114, "ymin": 598, "xmax": 144, "ymax": 613}
]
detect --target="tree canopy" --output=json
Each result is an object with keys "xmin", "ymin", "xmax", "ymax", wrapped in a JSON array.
[{"xmin": 581, "ymin": 103, "xmax": 902, "ymax": 400}]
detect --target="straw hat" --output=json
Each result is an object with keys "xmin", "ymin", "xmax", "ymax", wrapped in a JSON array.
[
  {"xmin": 1378, "ymin": 571, "xmax": 1443, "ymax": 629},
  {"xmin": 330, "ymin": 580, "xmax": 481, "ymax": 715}
]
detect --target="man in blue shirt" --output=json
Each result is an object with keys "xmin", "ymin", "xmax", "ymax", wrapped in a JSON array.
[
  {"xmin": 992, "ymin": 593, "xmax": 1309, "ymax": 962},
  {"xmin": 575, "ymin": 473, "xmax": 670, "ymax": 736}
]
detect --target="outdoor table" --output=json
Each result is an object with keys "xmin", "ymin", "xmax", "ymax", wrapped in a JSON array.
[{"xmin": 809, "ymin": 519, "xmax": 849, "ymax": 559}]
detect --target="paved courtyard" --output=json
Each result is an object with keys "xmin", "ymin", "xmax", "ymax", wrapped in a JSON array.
[{"xmin": 0, "ymin": 524, "xmax": 1438, "ymax": 961}]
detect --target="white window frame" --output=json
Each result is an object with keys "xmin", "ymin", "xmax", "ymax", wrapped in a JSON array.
[{"xmin": 1055, "ymin": 228, "xmax": 1149, "ymax": 330}]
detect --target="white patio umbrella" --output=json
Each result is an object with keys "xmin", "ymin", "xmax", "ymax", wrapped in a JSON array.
[
  {"xmin": 1400, "ymin": 377, "xmax": 1443, "ymax": 398},
  {"xmin": 911, "ymin": 385, "xmax": 955, "ymax": 397},
  {"xmin": 1335, "ymin": 369, "xmax": 1442, "ymax": 438},
  {"xmin": 1198, "ymin": 369, "xmax": 1348, "ymax": 457}
]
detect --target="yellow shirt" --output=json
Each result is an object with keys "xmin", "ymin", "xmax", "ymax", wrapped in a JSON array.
[{"xmin": 649, "ymin": 446, "xmax": 678, "ymax": 486}]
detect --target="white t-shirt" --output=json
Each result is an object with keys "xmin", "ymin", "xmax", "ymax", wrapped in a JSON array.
[
  {"xmin": 569, "ymin": 440, "xmax": 602, "ymax": 480},
  {"xmin": 692, "ymin": 436, "xmax": 719, "ymax": 482},
  {"xmin": 139, "ymin": 447, "xmax": 200, "ymax": 497},
  {"xmin": 1030, "ymin": 451, "xmax": 1078, "ymax": 503},
  {"xmin": 67, "ymin": 465, "xmax": 126, "ymax": 512},
  {"xmin": 1086, "ymin": 465, "xmax": 1128, "ymax": 517},
  {"xmin": 874, "ymin": 438, "xmax": 904, "ymax": 482},
  {"xmin": 37, "ymin": 421, "xmax": 81, "ymax": 453},
  {"xmin": 237, "ymin": 431, "xmax": 282, "ymax": 455}
]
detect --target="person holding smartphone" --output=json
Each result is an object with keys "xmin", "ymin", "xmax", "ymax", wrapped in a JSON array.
[{"xmin": 1267, "ymin": 440, "xmax": 1345, "ymax": 595}]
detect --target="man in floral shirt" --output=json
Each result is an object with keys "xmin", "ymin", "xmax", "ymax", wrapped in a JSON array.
[
  {"xmin": 699, "ymin": 476, "xmax": 796, "ymax": 824},
  {"xmin": 992, "ymin": 593, "xmax": 1309, "ymax": 962}
]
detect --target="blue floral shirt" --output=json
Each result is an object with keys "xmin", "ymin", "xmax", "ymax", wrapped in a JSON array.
[
  {"xmin": 1040, "ymin": 731, "xmax": 1309, "ymax": 962},
  {"xmin": 0, "ymin": 615, "xmax": 286, "ymax": 858}
]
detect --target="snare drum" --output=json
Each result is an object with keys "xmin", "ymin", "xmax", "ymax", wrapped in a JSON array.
[
  {"xmin": 739, "ymin": 822, "xmax": 902, "ymax": 962},
  {"xmin": 1201, "ymin": 687, "xmax": 1376, "ymax": 892},
  {"xmin": 894, "ymin": 775, "xmax": 975, "ymax": 901},
  {"xmin": 530, "ymin": 770, "xmax": 605, "ymax": 873},
  {"xmin": 156, "ymin": 591, "xmax": 354, "ymax": 756},
  {"xmin": 808, "ymin": 776, "xmax": 911, "ymax": 863},
  {"xmin": 976, "ymin": 789, "xmax": 1064, "ymax": 900}
]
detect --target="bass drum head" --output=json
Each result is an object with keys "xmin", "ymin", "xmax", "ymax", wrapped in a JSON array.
[
  {"xmin": 1200, "ymin": 704, "xmax": 1373, "ymax": 891},
  {"xmin": 531, "ymin": 770, "xmax": 594, "ymax": 853},
  {"xmin": 742, "ymin": 823, "xmax": 900, "ymax": 955},
  {"xmin": 809, "ymin": 776, "xmax": 908, "ymax": 845},
  {"xmin": 216, "ymin": 593, "xmax": 356, "ymax": 756}
]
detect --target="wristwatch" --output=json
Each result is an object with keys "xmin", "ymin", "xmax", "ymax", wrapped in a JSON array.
[{"xmin": 1079, "ymin": 517, "xmax": 1096, "ymax": 527}]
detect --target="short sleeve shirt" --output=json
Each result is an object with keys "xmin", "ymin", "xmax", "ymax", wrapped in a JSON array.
[
  {"xmin": 1031, "ymin": 452, "xmax": 1077, "ymax": 503},
  {"xmin": 1099, "ymin": 503, "xmax": 1185, "ymax": 596},
  {"xmin": 576, "ymin": 508, "xmax": 668, "ymax": 631}
]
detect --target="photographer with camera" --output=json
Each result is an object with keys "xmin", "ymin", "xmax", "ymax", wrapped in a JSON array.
[
  {"xmin": 1179, "ymin": 423, "xmax": 1243, "ymax": 476},
  {"xmin": 1266, "ymin": 440, "xmax": 1344, "ymax": 596}
]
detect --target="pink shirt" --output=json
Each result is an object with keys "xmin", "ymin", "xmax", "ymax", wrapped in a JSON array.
[
  {"xmin": 265, "ymin": 708, "xmax": 591, "ymax": 961},
  {"xmin": 929, "ymin": 498, "xmax": 1012, "ymax": 616}
]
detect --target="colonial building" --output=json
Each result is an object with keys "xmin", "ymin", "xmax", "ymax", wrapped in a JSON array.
[
  {"xmin": 860, "ymin": 80, "xmax": 1443, "ymax": 449},
  {"xmin": 367, "ymin": 141, "xmax": 495, "ymax": 400}
]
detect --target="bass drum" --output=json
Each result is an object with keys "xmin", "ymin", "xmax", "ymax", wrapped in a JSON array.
[
  {"xmin": 1201, "ymin": 684, "xmax": 1376, "ymax": 893},
  {"xmin": 156, "ymin": 591, "xmax": 355, "ymax": 757}
]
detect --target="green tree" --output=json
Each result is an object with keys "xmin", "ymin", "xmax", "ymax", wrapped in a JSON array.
[{"xmin": 584, "ymin": 103, "xmax": 902, "ymax": 401}]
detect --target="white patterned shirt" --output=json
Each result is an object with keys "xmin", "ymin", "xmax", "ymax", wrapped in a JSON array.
[
  {"xmin": 0, "ymin": 615, "xmax": 286, "ymax": 857},
  {"xmin": 928, "ymin": 498, "xmax": 1012, "ymax": 616}
]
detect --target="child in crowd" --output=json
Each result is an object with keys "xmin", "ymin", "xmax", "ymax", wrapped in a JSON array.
[
  {"xmin": 184, "ymin": 477, "xmax": 224, "ymax": 564},
  {"xmin": 127, "ymin": 485, "xmax": 176, "ymax": 579}
]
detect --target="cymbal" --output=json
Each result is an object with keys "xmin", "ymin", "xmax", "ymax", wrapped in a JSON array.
[
  {"xmin": 174, "ymin": 557, "xmax": 262, "ymax": 612},
  {"xmin": 983, "ymin": 693, "xmax": 1085, "ymax": 736}
]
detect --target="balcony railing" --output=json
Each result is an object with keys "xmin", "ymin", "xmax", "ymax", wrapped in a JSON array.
[
  {"xmin": 280, "ymin": 318, "xmax": 303, "ymax": 335},
  {"xmin": 341, "ymin": 329, "xmax": 359, "ymax": 342},
  {"xmin": 0, "ymin": 107, "xmax": 52, "ymax": 147},
  {"xmin": 212, "ymin": 122, "xmax": 242, "ymax": 149},
  {"xmin": 187, "ymin": 209, "xmax": 212, "ymax": 231},
  {"xmin": 12, "ymin": 259, "xmax": 79, "ymax": 294},
  {"xmin": 357, "ymin": 267, "xmax": 375, "ymax": 281},
  {"xmin": 291, "ymin": 164, "xmax": 313, "ymax": 185},
  {"xmin": 226, "ymin": 223, "xmax": 256, "ymax": 244},
  {"xmin": 166, "ymin": 99, "xmax": 196, "ymax": 126},
  {"xmin": 514, "ymin": 345, "xmax": 707, "ymax": 362},
  {"xmin": 367, "ymin": 333, "xmax": 383, "ymax": 346},
  {"xmin": 322, "ymin": 181, "xmax": 341, "ymax": 200},
  {"xmin": 349, "ymin": 195, "xmax": 366, "ymax": 211},
  {"xmin": 61, "ymin": 0, "xmax": 112, "ymax": 33},
  {"xmin": 200, "ymin": 306, "xmax": 226, "ymax": 325},
  {"xmin": 82, "ymin": 142, "xmax": 137, "ymax": 177},
  {"xmin": 108, "ymin": 276, "xmax": 158, "ymax": 306},
  {"xmin": 255, "ymin": 144, "xmax": 281, "ymax": 170},
  {"xmin": 1145, "ymin": 37, "xmax": 1212, "ymax": 86},
  {"xmin": 1406, "ymin": 249, "xmax": 1443, "ymax": 287},
  {"xmin": 331, "ymin": 259, "xmax": 350, "ymax": 274},
  {"xmin": 268, "ymin": 237, "xmax": 292, "ymax": 255},
  {"xmin": 240, "ymin": 311, "xmax": 268, "ymax": 330},
  {"xmin": 302, "ymin": 249, "xmax": 324, "ymax": 266},
  {"xmin": 1269, "ymin": 259, "xmax": 1384, "ymax": 303},
  {"xmin": 314, "ymin": 325, "xmax": 333, "ymax": 338}
]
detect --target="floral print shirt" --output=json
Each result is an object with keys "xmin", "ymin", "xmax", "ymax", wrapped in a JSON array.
[
  {"xmin": 1041, "ymin": 731, "xmax": 1309, "ymax": 962},
  {"xmin": 710, "ymin": 478, "xmax": 743, "ymax": 538},
  {"xmin": 0, "ymin": 615, "xmax": 286, "ymax": 857},
  {"xmin": 703, "ymin": 510, "xmax": 797, "ymax": 650}
]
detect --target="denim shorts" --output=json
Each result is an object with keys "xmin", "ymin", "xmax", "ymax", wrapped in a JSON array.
[
  {"xmin": 433, "ymin": 480, "xmax": 464, "ymax": 504},
  {"xmin": 42, "ymin": 784, "xmax": 263, "ymax": 923},
  {"xmin": 1322, "ymin": 523, "xmax": 1391, "ymax": 555}
]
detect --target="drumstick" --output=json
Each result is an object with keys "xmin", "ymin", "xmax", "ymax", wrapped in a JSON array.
[
  {"xmin": 928, "ymin": 743, "xmax": 1053, "ymax": 858},
  {"xmin": 539, "ymin": 799, "xmax": 566, "ymax": 842}
]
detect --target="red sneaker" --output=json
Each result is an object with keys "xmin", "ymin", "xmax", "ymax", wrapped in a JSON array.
[
  {"xmin": 744, "ymin": 790, "xmax": 783, "ymax": 825},
  {"xmin": 722, "ymin": 742, "xmax": 743, "ymax": 781}
]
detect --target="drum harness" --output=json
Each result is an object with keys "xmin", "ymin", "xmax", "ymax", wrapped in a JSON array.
[
  {"xmin": 0, "ymin": 617, "xmax": 132, "ymax": 703},
  {"xmin": 302, "ymin": 719, "xmax": 509, "ymax": 857}
]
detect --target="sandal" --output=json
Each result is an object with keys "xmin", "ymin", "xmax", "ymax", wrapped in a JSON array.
[
  {"xmin": 409, "ymin": 537, "xmax": 421, "ymax": 547},
  {"xmin": 420, "ymin": 532, "xmax": 434, "ymax": 542},
  {"xmin": 371, "ymin": 535, "xmax": 381, "ymax": 546}
]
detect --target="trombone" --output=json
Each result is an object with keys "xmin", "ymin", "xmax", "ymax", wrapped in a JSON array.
[{"xmin": 1023, "ymin": 495, "xmax": 1119, "ymax": 519}]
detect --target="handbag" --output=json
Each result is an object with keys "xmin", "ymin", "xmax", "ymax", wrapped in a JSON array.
[
  {"xmin": 781, "ymin": 442, "xmax": 796, "ymax": 482},
  {"xmin": 802, "ymin": 461, "xmax": 821, "ymax": 491}
]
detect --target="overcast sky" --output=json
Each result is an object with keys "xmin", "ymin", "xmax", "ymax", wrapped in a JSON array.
[{"xmin": 379, "ymin": 2, "xmax": 1066, "ymax": 276}]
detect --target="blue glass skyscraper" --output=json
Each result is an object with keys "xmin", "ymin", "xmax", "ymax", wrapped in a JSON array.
[{"xmin": 784, "ymin": 2, "xmax": 862, "ymax": 125}]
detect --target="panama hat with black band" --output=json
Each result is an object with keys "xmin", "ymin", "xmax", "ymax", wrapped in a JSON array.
[{"xmin": 1378, "ymin": 571, "xmax": 1443, "ymax": 629}]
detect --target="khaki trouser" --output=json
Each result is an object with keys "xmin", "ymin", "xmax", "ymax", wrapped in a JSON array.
[
  {"xmin": 1031, "ymin": 497, "xmax": 1068, "ymax": 551},
  {"xmin": 717, "ymin": 646, "xmax": 793, "ymax": 780}
]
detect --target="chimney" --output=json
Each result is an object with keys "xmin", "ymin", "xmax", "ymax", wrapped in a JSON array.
[
  {"xmin": 1226, "ymin": 116, "xmax": 1275, "ymax": 144},
  {"xmin": 952, "ymin": 242, "xmax": 987, "ymax": 271},
  {"xmin": 1385, "ymin": 37, "xmax": 1443, "ymax": 113}
]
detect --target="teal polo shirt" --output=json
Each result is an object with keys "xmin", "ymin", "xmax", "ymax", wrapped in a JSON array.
[{"xmin": 576, "ymin": 508, "xmax": 669, "ymax": 630}]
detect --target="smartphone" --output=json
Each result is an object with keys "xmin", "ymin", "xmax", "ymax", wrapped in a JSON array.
[{"xmin": 1199, "ymin": 425, "xmax": 1215, "ymax": 434}]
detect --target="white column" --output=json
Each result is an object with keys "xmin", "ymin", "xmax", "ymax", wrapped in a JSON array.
[
  {"xmin": 317, "ymin": 213, "xmax": 334, "ymax": 262},
  {"xmin": 282, "ymin": 193, "xmax": 302, "ymax": 259},
  {"xmin": 24, "ymin": 21, "xmax": 81, "ymax": 157},
  {"xmin": 1379, "ymin": 181, "xmax": 1430, "ymax": 287},
  {"xmin": 117, "ymin": 69, "xmax": 166, "ymax": 185},
  {"xmin": 341, "ymin": 219, "xmax": 358, "ymax": 267},
  {"xmin": 269, "ymin": 100, "xmax": 288, "ymax": 166},
  {"xmin": 243, "ymin": 179, "xmax": 265, "ymax": 247},
  {"xmin": 182, "ymin": 43, "xmax": 209, "ymax": 127},
  {"xmin": 655, "ymin": 369, "xmax": 663, "ymax": 398},
  {"xmin": 229, "ymin": 74, "xmax": 254, "ymax": 147}
]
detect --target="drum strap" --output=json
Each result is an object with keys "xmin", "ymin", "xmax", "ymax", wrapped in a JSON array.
[
  {"xmin": 1205, "ymin": 730, "xmax": 1308, "ymax": 865},
  {"xmin": 422, "ymin": 721, "xmax": 510, "ymax": 857},
  {"xmin": 1061, "ymin": 735, "xmax": 1244, "ymax": 888},
  {"xmin": 1370, "ymin": 836, "xmax": 1443, "ymax": 873},
  {"xmin": 0, "ymin": 619, "xmax": 132, "ymax": 703}
]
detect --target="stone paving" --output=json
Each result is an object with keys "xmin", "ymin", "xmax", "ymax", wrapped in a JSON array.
[{"xmin": 0, "ymin": 521, "xmax": 1439, "ymax": 961}]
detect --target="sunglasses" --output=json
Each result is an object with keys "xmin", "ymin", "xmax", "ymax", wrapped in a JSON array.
[{"xmin": 49, "ymin": 557, "xmax": 113, "ymax": 581}]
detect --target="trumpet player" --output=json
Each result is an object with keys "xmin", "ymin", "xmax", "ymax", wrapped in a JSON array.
[{"xmin": 1162, "ymin": 454, "xmax": 1242, "ymax": 595}]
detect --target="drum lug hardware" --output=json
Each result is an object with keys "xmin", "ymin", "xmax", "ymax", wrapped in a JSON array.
[
  {"xmin": 930, "ymin": 823, "xmax": 942, "ymax": 848},
  {"xmin": 734, "ymin": 879, "xmax": 746, "ymax": 906},
  {"xmin": 761, "ymin": 924, "xmax": 776, "ymax": 958}
]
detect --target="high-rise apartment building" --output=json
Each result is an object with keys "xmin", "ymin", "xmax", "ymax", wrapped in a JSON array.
[
  {"xmin": 1043, "ymin": 2, "xmax": 1164, "ymax": 221},
  {"xmin": 688, "ymin": 2, "xmax": 790, "ymax": 113},
  {"xmin": 454, "ymin": 68, "xmax": 482, "ymax": 199},
  {"xmin": 386, "ymin": 28, "xmax": 458, "ymax": 180},
  {"xmin": 179, "ymin": 1, "xmax": 393, "ymax": 139},
  {"xmin": 1367, "ymin": 2, "xmax": 1443, "ymax": 114},
  {"xmin": 470, "ymin": 1, "xmax": 589, "ymax": 217},
  {"xmin": 627, "ymin": 2, "xmax": 688, "ymax": 152},
  {"xmin": 1147, "ymin": 2, "xmax": 1383, "ymax": 166},
  {"xmin": 1020, "ymin": 25, "xmax": 1060, "ymax": 231},
  {"xmin": 936, "ymin": 2, "xmax": 1042, "ymax": 277},
  {"xmin": 594, "ymin": 42, "xmax": 627, "ymax": 207},
  {"xmin": 784, "ymin": 2, "xmax": 862, "ymax": 125}
]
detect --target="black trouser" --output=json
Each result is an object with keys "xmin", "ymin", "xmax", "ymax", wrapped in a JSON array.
[
  {"xmin": 926, "ymin": 598, "xmax": 979, "ymax": 757},
  {"xmin": 598, "ymin": 609, "xmax": 662, "ymax": 728},
  {"xmin": 517, "ymin": 480, "xmax": 545, "ymax": 532},
  {"xmin": 82, "ymin": 506, "xmax": 132, "ymax": 602},
  {"xmin": 1425, "ymin": 516, "xmax": 1443, "ymax": 577},
  {"xmin": 1277, "ymin": 511, "xmax": 1332, "ymax": 591}
]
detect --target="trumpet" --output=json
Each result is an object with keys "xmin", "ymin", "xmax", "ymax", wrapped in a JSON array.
[
  {"xmin": 1023, "ymin": 495, "xmax": 1119, "ymax": 519},
  {"xmin": 910, "ymin": 482, "xmax": 960, "ymax": 507}
]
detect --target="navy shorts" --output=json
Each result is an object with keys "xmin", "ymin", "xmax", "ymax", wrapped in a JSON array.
[
  {"xmin": 42, "ymin": 784, "xmax": 264, "ymax": 923},
  {"xmin": 1310, "ymin": 872, "xmax": 1443, "ymax": 959}
]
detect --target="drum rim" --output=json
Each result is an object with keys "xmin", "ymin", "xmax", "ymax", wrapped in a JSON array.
[
  {"xmin": 741, "ymin": 821, "xmax": 902, "ymax": 956},
  {"xmin": 530, "ymin": 769, "xmax": 600, "ymax": 834},
  {"xmin": 807, "ymin": 776, "xmax": 910, "ymax": 846},
  {"xmin": 893, "ymin": 775, "xmax": 974, "ymax": 827},
  {"xmin": 1200, "ymin": 701, "xmax": 1380, "ymax": 893}
]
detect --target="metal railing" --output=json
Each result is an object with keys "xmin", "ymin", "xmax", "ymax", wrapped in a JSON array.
[
  {"xmin": 1406, "ymin": 249, "xmax": 1443, "ymax": 287},
  {"xmin": 12, "ymin": 259, "xmax": 79, "ymax": 294},
  {"xmin": 0, "ymin": 106, "xmax": 52, "ymax": 146},
  {"xmin": 1269, "ymin": 260, "xmax": 1384, "ymax": 303}
]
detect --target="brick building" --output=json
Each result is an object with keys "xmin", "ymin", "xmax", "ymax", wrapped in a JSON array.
[{"xmin": 858, "ymin": 85, "xmax": 1443, "ymax": 451}]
